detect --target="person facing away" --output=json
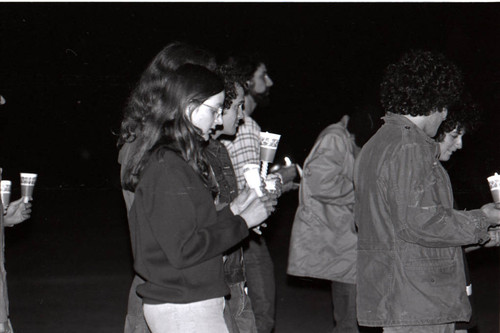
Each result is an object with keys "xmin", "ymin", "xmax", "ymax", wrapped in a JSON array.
[
  {"xmin": 220, "ymin": 53, "xmax": 296, "ymax": 333},
  {"xmin": 354, "ymin": 49, "xmax": 500, "ymax": 333},
  {"xmin": 117, "ymin": 41, "xmax": 217, "ymax": 333},
  {"xmin": 123, "ymin": 64, "xmax": 275, "ymax": 333},
  {"xmin": 287, "ymin": 106, "xmax": 383, "ymax": 333}
]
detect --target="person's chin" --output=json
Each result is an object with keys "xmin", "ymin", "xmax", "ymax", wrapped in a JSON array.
[{"xmin": 441, "ymin": 153, "xmax": 451, "ymax": 161}]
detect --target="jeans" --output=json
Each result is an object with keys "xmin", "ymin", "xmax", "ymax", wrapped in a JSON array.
[
  {"xmin": 226, "ymin": 282, "xmax": 258, "ymax": 333},
  {"xmin": 331, "ymin": 281, "xmax": 359, "ymax": 333},
  {"xmin": 244, "ymin": 236, "xmax": 275, "ymax": 333},
  {"xmin": 143, "ymin": 297, "xmax": 229, "ymax": 333},
  {"xmin": 124, "ymin": 275, "xmax": 150, "ymax": 333},
  {"xmin": 383, "ymin": 323, "xmax": 455, "ymax": 333}
]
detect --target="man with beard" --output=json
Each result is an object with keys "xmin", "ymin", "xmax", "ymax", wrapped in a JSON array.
[{"xmin": 221, "ymin": 54, "xmax": 297, "ymax": 333}]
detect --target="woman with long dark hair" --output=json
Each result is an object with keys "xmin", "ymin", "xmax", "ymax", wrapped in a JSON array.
[
  {"xmin": 125, "ymin": 64, "xmax": 273, "ymax": 333},
  {"xmin": 118, "ymin": 42, "xmax": 218, "ymax": 333}
]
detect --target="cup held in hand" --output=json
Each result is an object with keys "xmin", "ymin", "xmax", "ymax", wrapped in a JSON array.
[
  {"xmin": 0, "ymin": 180, "xmax": 11, "ymax": 210},
  {"xmin": 259, "ymin": 132, "xmax": 281, "ymax": 163},
  {"xmin": 487, "ymin": 172, "xmax": 500, "ymax": 209},
  {"xmin": 243, "ymin": 164, "xmax": 263, "ymax": 197},
  {"xmin": 20, "ymin": 172, "xmax": 37, "ymax": 203}
]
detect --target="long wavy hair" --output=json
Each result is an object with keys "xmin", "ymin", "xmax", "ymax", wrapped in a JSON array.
[
  {"xmin": 121, "ymin": 64, "xmax": 224, "ymax": 191},
  {"xmin": 118, "ymin": 42, "xmax": 216, "ymax": 149},
  {"xmin": 380, "ymin": 50, "xmax": 463, "ymax": 116}
]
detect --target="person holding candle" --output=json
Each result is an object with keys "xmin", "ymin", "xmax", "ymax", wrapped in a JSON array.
[
  {"xmin": 354, "ymin": 50, "xmax": 500, "ymax": 333},
  {"xmin": 220, "ymin": 53, "xmax": 297, "ymax": 333},
  {"xmin": 0, "ymin": 99, "xmax": 33, "ymax": 333},
  {"xmin": 122, "ymin": 63, "xmax": 274, "ymax": 333},
  {"xmin": 117, "ymin": 42, "xmax": 217, "ymax": 333}
]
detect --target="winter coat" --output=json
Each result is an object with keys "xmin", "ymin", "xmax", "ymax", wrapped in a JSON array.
[
  {"xmin": 287, "ymin": 116, "xmax": 358, "ymax": 284},
  {"xmin": 354, "ymin": 113, "xmax": 490, "ymax": 326}
]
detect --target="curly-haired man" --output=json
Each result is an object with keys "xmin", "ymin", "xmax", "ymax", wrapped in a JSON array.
[{"xmin": 353, "ymin": 50, "xmax": 500, "ymax": 333}]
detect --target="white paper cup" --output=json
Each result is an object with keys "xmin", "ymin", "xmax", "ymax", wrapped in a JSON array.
[
  {"xmin": 260, "ymin": 132, "xmax": 281, "ymax": 163},
  {"xmin": 265, "ymin": 179, "xmax": 276, "ymax": 192},
  {"xmin": 0, "ymin": 180, "xmax": 11, "ymax": 209},
  {"xmin": 20, "ymin": 172, "xmax": 37, "ymax": 203},
  {"xmin": 487, "ymin": 173, "xmax": 500, "ymax": 209},
  {"xmin": 243, "ymin": 164, "xmax": 263, "ymax": 197}
]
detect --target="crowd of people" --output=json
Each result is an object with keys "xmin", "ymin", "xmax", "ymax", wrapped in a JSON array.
[{"xmin": 116, "ymin": 42, "xmax": 500, "ymax": 333}]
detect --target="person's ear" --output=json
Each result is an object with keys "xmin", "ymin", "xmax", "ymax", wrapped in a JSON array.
[
  {"xmin": 340, "ymin": 114, "xmax": 349, "ymax": 127},
  {"xmin": 441, "ymin": 108, "xmax": 448, "ymax": 121},
  {"xmin": 185, "ymin": 103, "xmax": 198, "ymax": 120}
]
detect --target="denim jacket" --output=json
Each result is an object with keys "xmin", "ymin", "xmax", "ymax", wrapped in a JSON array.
[
  {"xmin": 354, "ymin": 114, "xmax": 490, "ymax": 327},
  {"xmin": 206, "ymin": 139, "xmax": 245, "ymax": 285}
]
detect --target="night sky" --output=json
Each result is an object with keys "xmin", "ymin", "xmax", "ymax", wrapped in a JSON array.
[{"xmin": 0, "ymin": 2, "xmax": 499, "ymax": 207}]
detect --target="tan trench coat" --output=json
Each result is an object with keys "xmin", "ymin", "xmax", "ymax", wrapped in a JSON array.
[{"xmin": 287, "ymin": 116, "xmax": 358, "ymax": 284}]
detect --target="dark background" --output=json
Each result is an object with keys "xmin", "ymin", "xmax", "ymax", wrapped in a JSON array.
[
  {"xmin": 0, "ymin": 2, "xmax": 499, "ymax": 202},
  {"xmin": 0, "ymin": 2, "xmax": 499, "ymax": 332}
]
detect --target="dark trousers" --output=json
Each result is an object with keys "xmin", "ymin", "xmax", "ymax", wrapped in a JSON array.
[
  {"xmin": 244, "ymin": 236, "xmax": 275, "ymax": 333},
  {"xmin": 331, "ymin": 281, "xmax": 359, "ymax": 333}
]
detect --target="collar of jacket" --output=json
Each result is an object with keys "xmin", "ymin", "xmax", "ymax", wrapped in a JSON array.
[{"xmin": 383, "ymin": 113, "xmax": 440, "ymax": 160}]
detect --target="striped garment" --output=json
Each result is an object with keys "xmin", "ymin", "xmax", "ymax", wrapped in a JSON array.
[{"xmin": 221, "ymin": 115, "xmax": 261, "ymax": 191}]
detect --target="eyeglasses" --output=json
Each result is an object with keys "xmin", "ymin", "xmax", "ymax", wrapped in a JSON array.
[{"xmin": 201, "ymin": 103, "xmax": 223, "ymax": 118}]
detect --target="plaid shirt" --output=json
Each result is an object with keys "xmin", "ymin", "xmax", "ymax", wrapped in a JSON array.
[{"xmin": 221, "ymin": 115, "xmax": 261, "ymax": 191}]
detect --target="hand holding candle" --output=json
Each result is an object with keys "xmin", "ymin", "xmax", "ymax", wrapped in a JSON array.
[
  {"xmin": 20, "ymin": 173, "xmax": 37, "ymax": 203},
  {"xmin": 243, "ymin": 164, "xmax": 264, "ymax": 197},
  {"xmin": 260, "ymin": 131, "xmax": 281, "ymax": 180},
  {"xmin": 0, "ymin": 180, "xmax": 11, "ymax": 212},
  {"xmin": 487, "ymin": 172, "xmax": 500, "ymax": 209}
]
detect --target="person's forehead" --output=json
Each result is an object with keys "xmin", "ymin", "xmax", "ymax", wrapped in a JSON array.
[
  {"xmin": 235, "ymin": 84, "xmax": 245, "ymax": 97},
  {"xmin": 253, "ymin": 63, "xmax": 267, "ymax": 76}
]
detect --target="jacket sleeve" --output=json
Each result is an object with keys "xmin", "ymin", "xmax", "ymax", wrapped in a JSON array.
[
  {"xmin": 305, "ymin": 132, "xmax": 355, "ymax": 206},
  {"xmin": 388, "ymin": 143, "xmax": 489, "ymax": 247},
  {"xmin": 139, "ymin": 161, "xmax": 249, "ymax": 269}
]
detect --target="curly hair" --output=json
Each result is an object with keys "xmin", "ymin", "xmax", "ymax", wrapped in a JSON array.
[
  {"xmin": 380, "ymin": 50, "xmax": 464, "ymax": 117},
  {"xmin": 117, "ymin": 42, "xmax": 216, "ymax": 149},
  {"xmin": 221, "ymin": 53, "xmax": 266, "ymax": 94},
  {"xmin": 435, "ymin": 93, "xmax": 482, "ymax": 142},
  {"xmin": 216, "ymin": 61, "xmax": 247, "ymax": 110},
  {"xmin": 120, "ymin": 64, "xmax": 223, "ymax": 192}
]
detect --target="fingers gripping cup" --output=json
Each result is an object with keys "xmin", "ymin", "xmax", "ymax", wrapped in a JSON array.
[
  {"xmin": 488, "ymin": 173, "xmax": 500, "ymax": 209},
  {"xmin": 243, "ymin": 164, "xmax": 264, "ymax": 197},
  {"xmin": 260, "ymin": 132, "xmax": 281, "ymax": 179},
  {"xmin": 20, "ymin": 173, "xmax": 37, "ymax": 203},
  {"xmin": 0, "ymin": 180, "xmax": 11, "ymax": 211}
]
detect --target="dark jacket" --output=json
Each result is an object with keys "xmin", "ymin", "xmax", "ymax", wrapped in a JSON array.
[
  {"xmin": 354, "ymin": 113, "xmax": 490, "ymax": 327},
  {"xmin": 129, "ymin": 147, "xmax": 249, "ymax": 304},
  {"xmin": 206, "ymin": 139, "xmax": 245, "ymax": 285}
]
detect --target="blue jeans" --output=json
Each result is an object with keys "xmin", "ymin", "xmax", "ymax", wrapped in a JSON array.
[
  {"xmin": 143, "ymin": 297, "xmax": 229, "ymax": 333},
  {"xmin": 243, "ymin": 237, "xmax": 275, "ymax": 333},
  {"xmin": 124, "ymin": 275, "xmax": 150, "ymax": 333},
  {"xmin": 226, "ymin": 282, "xmax": 258, "ymax": 333},
  {"xmin": 331, "ymin": 281, "xmax": 359, "ymax": 333}
]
